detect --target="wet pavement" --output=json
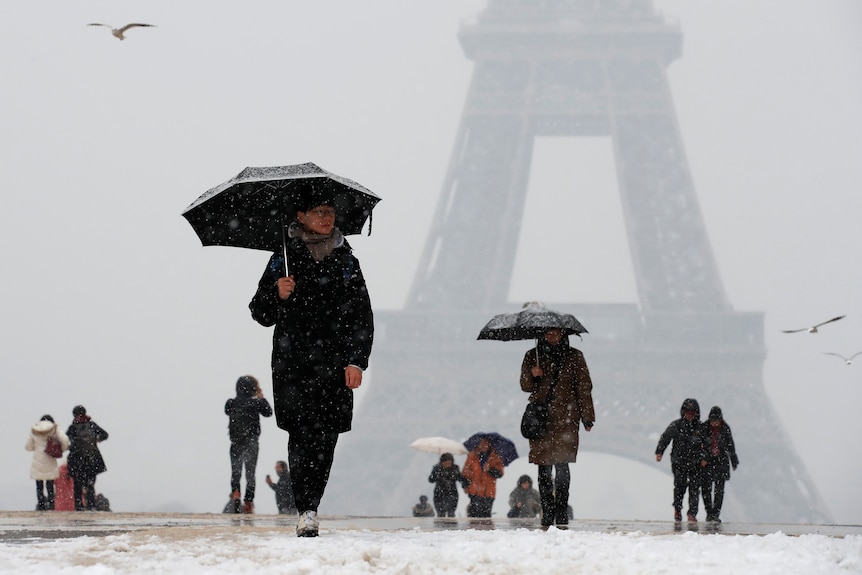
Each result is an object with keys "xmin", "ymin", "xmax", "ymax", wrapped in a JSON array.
[{"xmin": 1, "ymin": 512, "xmax": 860, "ymax": 543}]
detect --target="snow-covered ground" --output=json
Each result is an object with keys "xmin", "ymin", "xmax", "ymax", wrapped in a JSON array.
[{"xmin": 1, "ymin": 524, "xmax": 859, "ymax": 574}]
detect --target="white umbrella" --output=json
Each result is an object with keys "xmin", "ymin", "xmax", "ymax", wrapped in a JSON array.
[{"xmin": 409, "ymin": 436, "xmax": 468, "ymax": 456}]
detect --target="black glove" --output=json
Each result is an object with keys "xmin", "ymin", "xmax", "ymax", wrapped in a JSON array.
[
  {"xmin": 488, "ymin": 468, "xmax": 503, "ymax": 479},
  {"xmin": 583, "ymin": 421, "xmax": 594, "ymax": 430}
]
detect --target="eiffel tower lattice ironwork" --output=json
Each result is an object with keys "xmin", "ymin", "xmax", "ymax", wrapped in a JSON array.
[{"xmin": 326, "ymin": 0, "xmax": 831, "ymax": 523}]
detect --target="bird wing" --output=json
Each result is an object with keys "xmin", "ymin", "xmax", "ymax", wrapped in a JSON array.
[
  {"xmin": 87, "ymin": 23, "xmax": 112, "ymax": 28},
  {"xmin": 849, "ymin": 351, "xmax": 862, "ymax": 361},
  {"xmin": 117, "ymin": 23, "xmax": 156, "ymax": 33},
  {"xmin": 814, "ymin": 315, "xmax": 846, "ymax": 328},
  {"xmin": 823, "ymin": 352, "xmax": 848, "ymax": 361},
  {"xmin": 781, "ymin": 328, "xmax": 807, "ymax": 333}
]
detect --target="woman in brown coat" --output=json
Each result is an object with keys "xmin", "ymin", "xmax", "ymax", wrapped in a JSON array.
[{"xmin": 520, "ymin": 328, "xmax": 595, "ymax": 528}]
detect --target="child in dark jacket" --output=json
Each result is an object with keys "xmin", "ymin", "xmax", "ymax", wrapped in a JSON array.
[
  {"xmin": 655, "ymin": 398, "xmax": 707, "ymax": 522},
  {"xmin": 701, "ymin": 406, "xmax": 739, "ymax": 523},
  {"xmin": 428, "ymin": 453, "xmax": 469, "ymax": 517},
  {"xmin": 225, "ymin": 375, "xmax": 273, "ymax": 514}
]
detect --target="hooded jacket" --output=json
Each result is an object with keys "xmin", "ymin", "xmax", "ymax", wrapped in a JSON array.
[
  {"xmin": 225, "ymin": 376, "xmax": 273, "ymax": 442},
  {"xmin": 702, "ymin": 406, "xmax": 740, "ymax": 480},
  {"xmin": 24, "ymin": 420, "xmax": 70, "ymax": 480},
  {"xmin": 655, "ymin": 398, "xmax": 706, "ymax": 467}
]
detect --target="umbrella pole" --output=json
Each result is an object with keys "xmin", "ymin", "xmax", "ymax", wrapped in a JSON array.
[
  {"xmin": 535, "ymin": 340, "xmax": 539, "ymax": 365},
  {"xmin": 281, "ymin": 222, "xmax": 290, "ymax": 277}
]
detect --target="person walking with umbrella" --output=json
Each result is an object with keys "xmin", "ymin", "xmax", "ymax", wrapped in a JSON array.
[
  {"xmin": 249, "ymin": 189, "xmax": 374, "ymax": 537},
  {"xmin": 461, "ymin": 435, "xmax": 506, "ymax": 517},
  {"xmin": 520, "ymin": 328, "xmax": 595, "ymax": 529}
]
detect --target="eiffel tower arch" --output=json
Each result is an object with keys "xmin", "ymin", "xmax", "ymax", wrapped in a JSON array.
[{"xmin": 327, "ymin": 0, "xmax": 831, "ymax": 523}]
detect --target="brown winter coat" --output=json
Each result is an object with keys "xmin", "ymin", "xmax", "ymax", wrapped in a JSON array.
[{"xmin": 520, "ymin": 344, "xmax": 595, "ymax": 465}]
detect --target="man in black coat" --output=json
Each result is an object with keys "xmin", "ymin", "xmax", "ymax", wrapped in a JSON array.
[
  {"xmin": 249, "ymin": 191, "xmax": 373, "ymax": 537},
  {"xmin": 655, "ymin": 398, "xmax": 707, "ymax": 522},
  {"xmin": 265, "ymin": 460, "xmax": 296, "ymax": 514},
  {"xmin": 225, "ymin": 375, "xmax": 272, "ymax": 514}
]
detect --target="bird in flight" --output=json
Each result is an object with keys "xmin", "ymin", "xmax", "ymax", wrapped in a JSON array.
[
  {"xmin": 87, "ymin": 23, "xmax": 156, "ymax": 41},
  {"xmin": 781, "ymin": 315, "xmax": 846, "ymax": 334},
  {"xmin": 823, "ymin": 351, "xmax": 862, "ymax": 365}
]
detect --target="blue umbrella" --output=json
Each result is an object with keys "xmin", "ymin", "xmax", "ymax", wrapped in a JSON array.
[{"xmin": 463, "ymin": 432, "xmax": 519, "ymax": 466}]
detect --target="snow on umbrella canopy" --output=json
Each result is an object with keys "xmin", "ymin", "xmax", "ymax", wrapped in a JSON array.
[
  {"xmin": 182, "ymin": 163, "xmax": 382, "ymax": 252},
  {"xmin": 476, "ymin": 301, "xmax": 588, "ymax": 342}
]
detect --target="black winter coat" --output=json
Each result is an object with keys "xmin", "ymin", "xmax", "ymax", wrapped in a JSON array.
[
  {"xmin": 249, "ymin": 236, "xmax": 373, "ymax": 434},
  {"xmin": 225, "ymin": 377, "xmax": 272, "ymax": 442},
  {"xmin": 428, "ymin": 464, "xmax": 467, "ymax": 507},
  {"xmin": 656, "ymin": 399, "xmax": 706, "ymax": 469},
  {"xmin": 701, "ymin": 422, "xmax": 739, "ymax": 481},
  {"xmin": 66, "ymin": 419, "xmax": 109, "ymax": 480}
]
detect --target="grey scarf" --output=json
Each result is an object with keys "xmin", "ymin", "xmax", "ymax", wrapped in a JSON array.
[{"xmin": 288, "ymin": 221, "xmax": 344, "ymax": 262}]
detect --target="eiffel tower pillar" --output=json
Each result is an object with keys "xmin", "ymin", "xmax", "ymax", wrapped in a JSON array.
[{"xmin": 326, "ymin": 0, "xmax": 831, "ymax": 523}]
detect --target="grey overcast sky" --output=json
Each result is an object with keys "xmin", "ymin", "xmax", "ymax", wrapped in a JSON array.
[{"xmin": 1, "ymin": 1, "xmax": 861, "ymax": 522}]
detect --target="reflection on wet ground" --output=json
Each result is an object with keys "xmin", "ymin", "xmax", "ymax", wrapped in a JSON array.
[{"xmin": 0, "ymin": 512, "xmax": 859, "ymax": 543}]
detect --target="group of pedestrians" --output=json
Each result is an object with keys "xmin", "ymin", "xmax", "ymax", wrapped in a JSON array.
[
  {"xmin": 655, "ymin": 398, "xmax": 739, "ymax": 523},
  {"xmin": 24, "ymin": 405, "xmax": 109, "ymax": 512},
  {"xmin": 420, "ymin": 327, "xmax": 596, "ymax": 527}
]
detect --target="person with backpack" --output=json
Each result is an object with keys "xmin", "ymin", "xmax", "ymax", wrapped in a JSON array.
[
  {"xmin": 65, "ymin": 405, "xmax": 109, "ymax": 511},
  {"xmin": 225, "ymin": 375, "xmax": 273, "ymax": 514},
  {"xmin": 24, "ymin": 414, "xmax": 70, "ymax": 510}
]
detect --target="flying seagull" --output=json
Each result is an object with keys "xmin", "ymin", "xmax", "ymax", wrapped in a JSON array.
[
  {"xmin": 824, "ymin": 351, "xmax": 862, "ymax": 365},
  {"xmin": 781, "ymin": 315, "xmax": 846, "ymax": 334},
  {"xmin": 87, "ymin": 23, "xmax": 156, "ymax": 41}
]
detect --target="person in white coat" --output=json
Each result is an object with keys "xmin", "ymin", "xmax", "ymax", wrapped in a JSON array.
[{"xmin": 24, "ymin": 415, "xmax": 70, "ymax": 510}]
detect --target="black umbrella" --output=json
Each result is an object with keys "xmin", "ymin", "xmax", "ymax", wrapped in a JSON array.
[
  {"xmin": 182, "ymin": 163, "xmax": 382, "ymax": 269},
  {"xmin": 476, "ymin": 301, "xmax": 588, "ymax": 342}
]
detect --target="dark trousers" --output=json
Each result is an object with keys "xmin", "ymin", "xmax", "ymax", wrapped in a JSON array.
[
  {"xmin": 672, "ymin": 463, "xmax": 701, "ymax": 516},
  {"xmin": 702, "ymin": 474, "xmax": 727, "ymax": 519},
  {"xmin": 538, "ymin": 463, "xmax": 571, "ymax": 525},
  {"xmin": 35, "ymin": 480, "xmax": 55, "ymax": 510},
  {"xmin": 467, "ymin": 495, "xmax": 494, "ymax": 517},
  {"xmin": 433, "ymin": 495, "xmax": 457, "ymax": 517},
  {"xmin": 230, "ymin": 438, "xmax": 260, "ymax": 501},
  {"xmin": 72, "ymin": 475, "xmax": 96, "ymax": 511},
  {"xmin": 288, "ymin": 427, "xmax": 339, "ymax": 513}
]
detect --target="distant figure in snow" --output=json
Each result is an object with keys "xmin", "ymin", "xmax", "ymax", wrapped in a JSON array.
[
  {"xmin": 428, "ymin": 452, "xmax": 469, "ymax": 517},
  {"xmin": 87, "ymin": 23, "xmax": 156, "ymax": 41},
  {"xmin": 225, "ymin": 375, "xmax": 272, "ymax": 514},
  {"xmin": 24, "ymin": 414, "xmax": 69, "ymax": 511},
  {"xmin": 266, "ymin": 460, "xmax": 296, "ymax": 514},
  {"xmin": 65, "ymin": 405, "xmax": 109, "ymax": 511},
  {"xmin": 700, "ymin": 406, "xmax": 739, "ymax": 523},
  {"xmin": 655, "ymin": 398, "xmax": 707, "ymax": 523},
  {"xmin": 412, "ymin": 495, "xmax": 435, "ymax": 517}
]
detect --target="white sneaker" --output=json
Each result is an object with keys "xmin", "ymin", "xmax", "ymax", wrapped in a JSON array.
[{"xmin": 296, "ymin": 510, "xmax": 319, "ymax": 537}]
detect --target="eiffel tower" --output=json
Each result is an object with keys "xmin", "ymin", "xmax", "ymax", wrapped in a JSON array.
[{"xmin": 327, "ymin": 0, "xmax": 831, "ymax": 523}]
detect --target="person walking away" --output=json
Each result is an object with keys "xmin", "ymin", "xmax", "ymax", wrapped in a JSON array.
[
  {"xmin": 428, "ymin": 452, "xmax": 468, "ymax": 517},
  {"xmin": 507, "ymin": 474, "xmax": 542, "ymax": 518},
  {"xmin": 701, "ymin": 406, "xmax": 739, "ymax": 523},
  {"xmin": 412, "ymin": 495, "xmax": 435, "ymax": 517},
  {"xmin": 65, "ymin": 405, "xmax": 108, "ymax": 511},
  {"xmin": 462, "ymin": 436, "xmax": 504, "ymax": 517},
  {"xmin": 24, "ymin": 414, "xmax": 70, "ymax": 510},
  {"xmin": 655, "ymin": 398, "xmax": 707, "ymax": 522},
  {"xmin": 520, "ymin": 328, "xmax": 595, "ymax": 529},
  {"xmin": 265, "ymin": 460, "xmax": 296, "ymax": 514},
  {"xmin": 249, "ymin": 191, "xmax": 374, "ymax": 537},
  {"xmin": 225, "ymin": 375, "xmax": 273, "ymax": 514}
]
